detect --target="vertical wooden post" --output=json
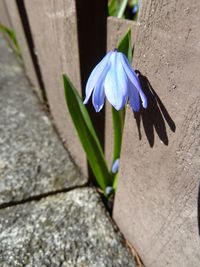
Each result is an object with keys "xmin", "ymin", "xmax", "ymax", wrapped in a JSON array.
[
  {"xmin": 113, "ymin": 0, "xmax": 200, "ymax": 266},
  {"xmin": 0, "ymin": 0, "xmax": 11, "ymax": 28},
  {"xmin": 23, "ymin": 0, "xmax": 86, "ymax": 175}
]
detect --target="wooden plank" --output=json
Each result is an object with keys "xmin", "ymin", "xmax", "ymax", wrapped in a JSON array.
[
  {"xmin": 24, "ymin": 0, "xmax": 87, "ymax": 176},
  {"xmin": 3, "ymin": 0, "xmax": 41, "ymax": 99},
  {"xmin": 0, "ymin": 0, "xmax": 11, "ymax": 28},
  {"xmin": 113, "ymin": 0, "xmax": 200, "ymax": 266}
]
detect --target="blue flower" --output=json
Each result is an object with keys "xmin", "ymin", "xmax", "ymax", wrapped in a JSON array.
[
  {"xmin": 132, "ymin": 3, "xmax": 139, "ymax": 15},
  {"xmin": 111, "ymin": 158, "xmax": 120, "ymax": 174},
  {"xmin": 105, "ymin": 186, "xmax": 113, "ymax": 196},
  {"xmin": 83, "ymin": 50, "xmax": 147, "ymax": 112}
]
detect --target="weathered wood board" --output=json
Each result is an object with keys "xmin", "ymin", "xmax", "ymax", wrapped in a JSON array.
[
  {"xmin": 0, "ymin": 0, "xmax": 11, "ymax": 28},
  {"xmin": 24, "ymin": 0, "xmax": 87, "ymax": 176},
  {"xmin": 2, "ymin": 0, "xmax": 41, "ymax": 99},
  {"xmin": 113, "ymin": 0, "xmax": 200, "ymax": 266}
]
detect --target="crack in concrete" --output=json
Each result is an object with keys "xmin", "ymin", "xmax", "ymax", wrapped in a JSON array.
[{"xmin": 0, "ymin": 183, "xmax": 88, "ymax": 210}]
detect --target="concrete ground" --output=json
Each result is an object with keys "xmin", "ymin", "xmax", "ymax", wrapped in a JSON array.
[{"xmin": 0, "ymin": 35, "xmax": 136, "ymax": 267}]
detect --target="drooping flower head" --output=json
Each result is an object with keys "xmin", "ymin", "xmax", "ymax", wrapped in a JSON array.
[
  {"xmin": 132, "ymin": 3, "xmax": 139, "ymax": 15},
  {"xmin": 111, "ymin": 158, "xmax": 120, "ymax": 174},
  {"xmin": 83, "ymin": 50, "xmax": 147, "ymax": 112}
]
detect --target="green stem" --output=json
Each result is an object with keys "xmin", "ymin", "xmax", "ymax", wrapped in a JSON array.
[{"xmin": 111, "ymin": 106, "xmax": 126, "ymax": 189}]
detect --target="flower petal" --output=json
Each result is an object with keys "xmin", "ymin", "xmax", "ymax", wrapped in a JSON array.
[
  {"xmin": 105, "ymin": 186, "xmax": 113, "ymax": 196},
  {"xmin": 120, "ymin": 53, "xmax": 147, "ymax": 108},
  {"xmin": 83, "ymin": 51, "xmax": 112, "ymax": 104},
  {"xmin": 104, "ymin": 52, "xmax": 128, "ymax": 110},
  {"xmin": 111, "ymin": 158, "xmax": 120, "ymax": 174},
  {"xmin": 92, "ymin": 61, "xmax": 110, "ymax": 112},
  {"xmin": 128, "ymin": 80, "xmax": 140, "ymax": 112}
]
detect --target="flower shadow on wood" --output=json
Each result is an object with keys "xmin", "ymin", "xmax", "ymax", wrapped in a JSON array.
[{"xmin": 134, "ymin": 71, "xmax": 176, "ymax": 147}]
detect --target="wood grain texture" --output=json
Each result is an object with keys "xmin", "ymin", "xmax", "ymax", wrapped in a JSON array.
[
  {"xmin": 113, "ymin": 0, "xmax": 200, "ymax": 266},
  {"xmin": 24, "ymin": 0, "xmax": 87, "ymax": 176},
  {"xmin": 0, "ymin": 0, "xmax": 11, "ymax": 28},
  {"xmin": 3, "ymin": 0, "xmax": 41, "ymax": 99}
]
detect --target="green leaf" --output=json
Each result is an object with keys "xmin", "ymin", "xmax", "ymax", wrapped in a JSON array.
[
  {"xmin": 63, "ymin": 74, "xmax": 112, "ymax": 191},
  {"xmin": 116, "ymin": 0, "xmax": 128, "ymax": 18},
  {"xmin": 0, "ymin": 23, "xmax": 21, "ymax": 57},
  {"xmin": 108, "ymin": 0, "xmax": 117, "ymax": 16},
  {"xmin": 108, "ymin": 0, "xmax": 128, "ymax": 18},
  {"xmin": 117, "ymin": 28, "xmax": 132, "ymax": 63}
]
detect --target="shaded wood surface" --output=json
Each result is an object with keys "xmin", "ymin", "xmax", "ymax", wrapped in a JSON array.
[
  {"xmin": 24, "ymin": 0, "xmax": 87, "ymax": 176},
  {"xmin": 113, "ymin": 0, "xmax": 200, "ymax": 266}
]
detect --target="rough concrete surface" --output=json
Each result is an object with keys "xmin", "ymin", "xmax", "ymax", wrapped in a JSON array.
[
  {"xmin": 0, "ymin": 35, "xmax": 87, "ymax": 205},
  {"xmin": 0, "ymin": 188, "xmax": 136, "ymax": 267}
]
